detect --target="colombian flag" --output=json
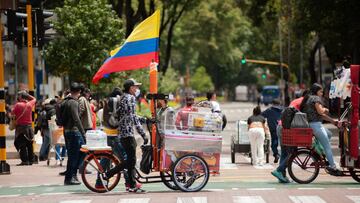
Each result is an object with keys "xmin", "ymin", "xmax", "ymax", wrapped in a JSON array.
[{"xmin": 92, "ymin": 10, "xmax": 160, "ymax": 84}]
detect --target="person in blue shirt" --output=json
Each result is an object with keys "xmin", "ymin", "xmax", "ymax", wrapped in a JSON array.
[{"xmin": 261, "ymin": 99, "xmax": 283, "ymax": 163}]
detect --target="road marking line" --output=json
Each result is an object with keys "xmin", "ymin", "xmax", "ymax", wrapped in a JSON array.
[
  {"xmin": 348, "ymin": 188, "xmax": 360, "ymax": 190},
  {"xmin": 177, "ymin": 197, "xmax": 207, "ymax": 203},
  {"xmin": 247, "ymin": 188, "xmax": 275, "ymax": 191},
  {"xmin": 0, "ymin": 194, "xmax": 21, "ymax": 198},
  {"xmin": 289, "ymin": 196, "xmax": 326, "ymax": 203},
  {"xmin": 206, "ymin": 189, "xmax": 224, "ymax": 192},
  {"xmin": 118, "ymin": 198, "xmax": 150, "ymax": 203},
  {"xmin": 233, "ymin": 196, "xmax": 266, "ymax": 203},
  {"xmin": 59, "ymin": 200, "xmax": 92, "ymax": 203},
  {"xmin": 347, "ymin": 196, "xmax": 360, "ymax": 203},
  {"xmin": 10, "ymin": 184, "xmax": 41, "ymax": 188},
  {"xmin": 298, "ymin": 188, "xmax": 324, "ymax": 190},
  {"xmin": 40, "ymin": 192, "xmax": 75, "ymax": 196},
  {"xmin": 220, "ymin": 157, "xmax": 238, "ymax": 169},
  {"xmin": 27, "ymin": 193, "xmax": 35, "ymax": 196},
  {"xmin": 232, "ymin": 188, "xmax": 239, "ymax": 190}
]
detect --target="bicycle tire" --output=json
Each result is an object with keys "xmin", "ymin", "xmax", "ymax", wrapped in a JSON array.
[
  {"xmin": 172, "ymin": 154, "xmax": 209, "ymax": 192},
  {"xmin": 288, "ymin": 149, "xmax": 320, "ymax": 184},
  {"xmin": 81, "ymin": 153, "xmax": 121, "ymax": 193},
  {"xmin": 160, "ymin": 171, "xmax": 179, "ymax": 190},
  {"xmin": 349, "ymin": 168, "xmax": 360, "ymax": 183}
]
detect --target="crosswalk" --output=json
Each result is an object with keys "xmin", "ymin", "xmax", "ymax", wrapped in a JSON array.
[{"xmin": 57, "ymin": 195, "xmax": 360, "ymax": 203}]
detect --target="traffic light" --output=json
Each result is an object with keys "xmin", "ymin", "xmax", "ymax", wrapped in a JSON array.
[
  {"xmin": 261, "ymin": 73, "xmax": 267, "ymax": 79},
  {"xmin": 4, "ymin": 9, "xmax": 28, "ymax": 48},
  {"xmin": 241, "ymin": 55, "xmax": 246, "ymax": 64},
  {"xmin": 36, "ymin": 9, "xmax": 54, "ymax": 48}
]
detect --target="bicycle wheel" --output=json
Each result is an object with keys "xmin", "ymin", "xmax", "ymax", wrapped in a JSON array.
[
  {"xmin": 81, "ymin": 153, "xmax": 121, "ymax": 193},
  {"xmin": 160, "ymin": 171, "xmax": 179, "ymax": 190},
  {"xmin": 172, "ymin": 154, "xmax": 209, "ymax": 192},
  {"xmin": 349, "ymin": 168, "xmax": 360, "ymax": 183},
  {"xmin": 288, "ymin": 150, "xmax": 320, "ymax": 184}
]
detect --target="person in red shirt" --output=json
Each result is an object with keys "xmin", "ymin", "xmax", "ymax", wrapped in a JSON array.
[
  {"xmin": 11, "ymin": 90, "xmax": 36, "ymax": 166},
  {"xmin": 289, "ymin": 89, "xmax": 310, "ymax": 110},
  {"xmin": 175, "ymin": 96, "xmax": 195, "ymax": 130}
]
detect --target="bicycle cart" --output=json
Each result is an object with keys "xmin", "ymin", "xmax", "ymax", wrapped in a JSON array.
[
  {"xmin": 231, "ymin": 120, "xmax": 270, "ymax": 164},
  {"xmin": 81, "ymin": 93, "xmax": 223, "ymax": 193},
  {"xmin": 285, "ymin": 65, "xmax": 360, "ymax": 184}
]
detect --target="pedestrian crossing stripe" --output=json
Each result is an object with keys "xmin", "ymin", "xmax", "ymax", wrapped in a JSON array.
[
  {"xmin": 289, "ymin": 196, "xmax": 326, "ymax": 203},
  {"xmin": 233, "ymin": 196, "xmax": 266, "ymax": 203},
  {"xmin": 177, "ymin": 197, "xmax": 207, "ymax": 203},
  {"xmin": 348, "ymin": 196, "xmax": 360, "ymax": 203},
  {"xmin": 59, "ymin": 200, "xmax": 91, "ymax": 203},
  {"xmin": 119, "ymin": 198, "xmax": 150, "ymax": 203}
]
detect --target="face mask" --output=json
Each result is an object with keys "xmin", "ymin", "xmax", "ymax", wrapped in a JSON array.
[{"xmin": 135, "ymin": 89, "xmax": 141, "ymax": 97}]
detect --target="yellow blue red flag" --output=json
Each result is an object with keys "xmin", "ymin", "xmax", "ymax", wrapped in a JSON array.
[{"xmin": 92, "ymin": 10, "xmax": 160, "ymax": 83}]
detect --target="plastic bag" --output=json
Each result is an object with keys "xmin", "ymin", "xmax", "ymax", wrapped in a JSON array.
[
  {"xmin": 140, "ymin": 145, "xmax": 153, "ymax": 174},
  {"xmin": 281, "ymin": 107, "xmax": 298, "ymax": 129},
  {"xmin": 290, "ymin": 112, "xmax": 309, "ymax": 128}
]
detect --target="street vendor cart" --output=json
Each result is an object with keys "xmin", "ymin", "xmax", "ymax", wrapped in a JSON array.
[{"xmin": 80, "ymin": 93, "xmax": 223, "ymax": 193}]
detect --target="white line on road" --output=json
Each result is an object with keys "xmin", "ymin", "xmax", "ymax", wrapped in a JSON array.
[
  {"xmin": 118, "ymin": 198, "xmax": 150, "ymax": 203},
  {"xmin": 289, "ymin": 196, "xmax": 326, "ymax": 203},
  {"xmin": 177, "ymin": 197, "xmax": 207, "ymax": 203},
  {"xmin": 348, "ymin": 188, "xmax": 360, "ymax": 190},
  {"xmin": 247, "ymin": 188, "xmax": 276, "ymax": 191},
  {"xmin": 206, "ymin": 189, "xmax": 225, "ymax": 192},
  {"xmin": 0, "ymin": 194, "xmax": 21, "ymax": 198},
  {"xmin": 233, "ymin": 196, "xmax": 266, "ymax": 203},
  {"xmin": 347, "ymin": 196, "xmax": 360, "ymax": 203},
  {"xmin": 40, "ymin": 192, "xmax": 75, "ymax": 196},
  {"xmin": 232, "ymin": 188, "xmax": 239, "ymax": 190},
  {"xmin": 298, "ymin": 188, "xmax": 324, "ymax": 190},
  {"xmin": 59, "ymin": 200, "xmax": 92, "ymax": 203},
  {"xmin": 27, "ymin": 193, "xmax": 35, "ymax": 196},
  {"xmin": 10, "ymin": 184, "xmax": 41, "ymax": 188}
]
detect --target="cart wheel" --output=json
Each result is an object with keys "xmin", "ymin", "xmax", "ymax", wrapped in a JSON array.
[
  {"xmin": 160, "ymin": 171, "xmax": 179, "ymax": 190},
  {"xmin": 171, "ymin": 154, "xmax": 209, "ymax": 192},
  {"xmin": 81, "ymin": 153, "xmax": 121, "ymax": 193},
  {"xmin": 288, "ymin": 149, "xmax": 319, "ymax": 184},
  {"xmin": 349, "ymin": 168, "xmax": 360, "ymax": 183}
]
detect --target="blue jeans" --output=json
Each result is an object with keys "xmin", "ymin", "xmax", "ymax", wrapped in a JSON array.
[
  {"xmin": 276, "ymin": 125, "xmax": 296, "ymax": 175},
  {"xmin": 309, "ymin": 122, "xmax": 335, "ymax": 167},
  {"xmin": 270, "ymin": 130, "xmax": 279, "ymax": 156},
  {"xmin": 55, "ymin": 145, "xmax": 66, "ymax": 160},
  {"xmin": 64, "ymin": 131, "xmax": 85, "ymax": 181},
  {"xmin": 97, "ymin": 136, "xmax": 129, "ymax": 186},
  {"xmin": 39, "ymin": 128, "xmax": 51, "ymax": 160}
]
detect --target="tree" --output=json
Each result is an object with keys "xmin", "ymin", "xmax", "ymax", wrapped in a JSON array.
[
  {"xmin": 44, "ymin": 0, "xmax": 124, "ymax": 84},
  {"xmin": 158, "ymin": 66, "xmax": 180, "ymax": 94},
  {"xmin": 190, "ymin": 66, "xmax": 214, "ymax": 94}
]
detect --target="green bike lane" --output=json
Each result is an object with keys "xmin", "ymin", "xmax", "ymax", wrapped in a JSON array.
[{"xmin": 1, "ymin": 180, "xmax": 360, "ymax": 197}]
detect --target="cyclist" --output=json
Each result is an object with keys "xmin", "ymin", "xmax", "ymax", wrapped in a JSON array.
[{"xmin": 300, "ymin": 83, "xmax": 342, "ymax": 176}]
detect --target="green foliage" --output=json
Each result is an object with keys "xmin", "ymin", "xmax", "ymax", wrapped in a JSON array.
[
  {"xmin": 44, "ymin": 0, "xmax": 124, "ymax": 84},
  {"xmin": 158, "ymin": 67, "xmax": 180, "ymax": 94},
  {"xmin": 190, "ymin": 66, "xmax": 214, "ymax": 93}
]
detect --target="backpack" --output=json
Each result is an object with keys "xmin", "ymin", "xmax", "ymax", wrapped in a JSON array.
[
  {"xmin": 105, "ymin": 97, "xmax": 120, "ymax": 128},
  {"xmin": 55, "ymin": 97, "xmax": 71, "ymax": 126},
  {"xmin": 281, "ymin": 106, "xmax": 298, "ymax": 129}
]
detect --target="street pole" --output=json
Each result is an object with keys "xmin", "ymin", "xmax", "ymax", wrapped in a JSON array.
[
  {"xmin": 26, "ymin": 2, "xmax": 38, "ymax": 164},
  {"xmin": 0, "ymin": 21, "xmax": 11, "ymax": 175},
  {"xmin": 300, "ymin": 39, "xmax": 303, "ymax": 86},
  {"xmin": 278, "ymin": 20, "xmax": 284, "ymax": 103}
]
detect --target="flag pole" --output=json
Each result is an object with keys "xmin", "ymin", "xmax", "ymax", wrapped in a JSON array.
[{"xmin": 149, "ymin": 61, "xmax": 158, "ymax": 170}]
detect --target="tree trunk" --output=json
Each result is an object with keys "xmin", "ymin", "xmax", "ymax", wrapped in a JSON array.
[
  {"xmin": 308, "ymin": 40, "xmax": 321, "ymax": 84},
  {"xmin": 161, "ymin": 22, "xmax": 175, "ymax": 73}
]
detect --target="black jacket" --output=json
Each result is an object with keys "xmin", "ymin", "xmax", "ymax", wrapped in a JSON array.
[{"xmin": 63, "ymin": 97, "xmax": 85, "ymax": 135}]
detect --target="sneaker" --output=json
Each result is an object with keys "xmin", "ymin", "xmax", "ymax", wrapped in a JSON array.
[
  {"xmin": 128, "ymin": 187, "xmax": 146, "ymax": 193},
  {"xmin": 271, "ymin": 170, "xmax": 289, "ymax": 183},
  {"xmin": 125, "ymin": 183, "xmax": 142, "ymax": 191},
  {"xmin": 278, "ymin": 176, "xmax": 291, "ymax": 183},
  {"xmin": 274, "ymin": 155, "xmax": 279, "ymax": 163},
  {"xmin": 326, "ymin": 166, "xmax": 344, "ymax": 176}
]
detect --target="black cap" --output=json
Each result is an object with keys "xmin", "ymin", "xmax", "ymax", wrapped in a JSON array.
[
  {"xmin": 70, "ymin": 82, "xmax": 82, "ymax": 92},
  {"xmin": 124, "ymin": 78, "xmax": 142, "ymax": 92}
]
